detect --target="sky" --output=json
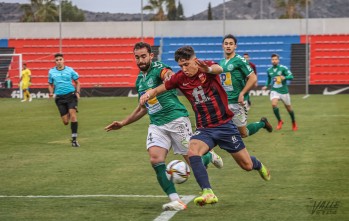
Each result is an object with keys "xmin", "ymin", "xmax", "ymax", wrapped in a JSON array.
[{"xmin": 3, "ymin": 0, "xmax": 224, "ymax": 17}]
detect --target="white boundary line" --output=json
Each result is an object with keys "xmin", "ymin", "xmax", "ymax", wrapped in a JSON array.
[
  {"xmin": 0, "ymin": 194, "xmax": 196, "ymax": 221},
  {"xmin": 0, "ymin": 194, "xmax": 167, "ymax": 198},
  {"xmin": 303, "ymin": 94, "xmax": 310, "ymax": 99},
  {"xmin": 153, "ymin": 195, "xmax": 196, "ymax": 221}
]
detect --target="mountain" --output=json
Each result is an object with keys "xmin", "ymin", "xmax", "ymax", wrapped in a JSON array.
[
  {"xmin": 0, "ymin": 0, "xmax": 348, "ymax": 22},
  {"xmin": 191, "ymin": 0, "xmax": 349, "ymax": 20}
]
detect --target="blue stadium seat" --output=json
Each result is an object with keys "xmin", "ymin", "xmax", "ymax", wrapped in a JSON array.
[
  {"xmin": 0, "ymin": 39, "xmax": 9, "ymax": 47},
  {"xmin": 156, "ymin": 35, "xmax": 300, "ymax": 85}
]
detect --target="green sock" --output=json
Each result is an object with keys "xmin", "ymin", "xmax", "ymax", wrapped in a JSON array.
[
  {"xmin": 153, "ymin": 162, "xmax": 177, "ymax": 195},
  {"xmin": 201, "ymin": 152, "xmax": 212, "ymax": 167},
  {"xmin": 246, "ymin": 121, "xmax": 265, "ymax": 136},
  {"xmin": 273, "ymin": 107, "xmax": 281, "ymax": 121},
  {"xmin": 289, "ymin": 110, "xmax": 295, "ymax": 123}
]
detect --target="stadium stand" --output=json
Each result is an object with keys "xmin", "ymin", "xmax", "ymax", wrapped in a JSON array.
[
  {"xmin": 155, "ymin": 35, "xmax": 300, "ymax": 85},
  {"xmin": 301, "ymin": 34, "xmax": 349, "ymax": 85},
  {"xmin": 3, "ymin": 34, "xmax": 349, "ymax": 88},
  {"xmin": 6, "ymin": 37, "xmax": 154, "ymax": 88}
]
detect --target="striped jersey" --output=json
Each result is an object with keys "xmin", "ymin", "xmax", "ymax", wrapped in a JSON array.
[{"xmin": 165, "ymin": 61, "xmax": 233, "ymax": 128}]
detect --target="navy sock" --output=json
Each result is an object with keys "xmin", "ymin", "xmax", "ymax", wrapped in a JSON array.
[
  {"xmin": 250, "ymin": 156, "xmax": 262, "ymax": 170},
  {"xmin": 189, "ymin": 155, "xmax": 211, "ymax": 189}
]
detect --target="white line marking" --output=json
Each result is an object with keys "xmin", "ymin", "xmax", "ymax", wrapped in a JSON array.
[
  {"xmin": 302, "ymin": 95, "xmax": 310, "ymax": 99},
  {"xmin": 153, "ymin": 195, "xmax": 196, "ymax": 221},
  {"xmin": 0, "ymin": 194, "xmax": 168, "ymax": 198},
  {"xmin": 0, "ymin": 194, "xmax": 196, "ymax": 221}
]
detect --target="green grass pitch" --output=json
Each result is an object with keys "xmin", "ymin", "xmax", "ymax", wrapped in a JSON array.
[{"xmin": 0, "ymin": 95, "xmax": 348, "ymax": 221}]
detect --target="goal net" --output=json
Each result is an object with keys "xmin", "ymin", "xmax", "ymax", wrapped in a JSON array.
[{"xmin": 0, "ymin": 53, "xmax": 23, "ymax": 98}]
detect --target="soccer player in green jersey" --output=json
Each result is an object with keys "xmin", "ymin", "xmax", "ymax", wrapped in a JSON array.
[
  {"xmin": 220, "ymin": 34, "xmax": 273, "ymax": 138},
  {"xmin": 104, "ymin": 42, "xmax": 223, "ymax": 211},
  {"xmin": 262, "ymin": 54, "xmax": 298, "ymax": 131}
]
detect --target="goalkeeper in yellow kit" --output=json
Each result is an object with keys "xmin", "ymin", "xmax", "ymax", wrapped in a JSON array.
[{"xmin": 20, "ymin": 63, "xmax": 32, "ymax": 102}]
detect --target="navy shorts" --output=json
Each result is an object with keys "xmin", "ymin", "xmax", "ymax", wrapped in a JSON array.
[
  {"xmin": 55, "ymin": 92, "xmax": 78, "ymax": 116},
  {"xmin": 190, "ymin": 121, "xmax": 245, "ymax": 153}
]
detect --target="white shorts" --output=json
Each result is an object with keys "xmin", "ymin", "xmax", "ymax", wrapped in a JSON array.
[
  {"xmin": 270, "ymin": 91, "xmax": 291, "ymax": 105},
  {"xmin": 146, "ymin": 117, "xmax": 192, "ymax": 155},
  {"xmin": 228, "ymin": 103, "xmax": 248, "ymax": 127}
]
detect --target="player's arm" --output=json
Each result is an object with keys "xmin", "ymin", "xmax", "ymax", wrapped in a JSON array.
[
  {"xmin": 262, "ymin": 69, "xmax": 271, "ymax": 90},
  {"xmin": 195, "ymin": 59, "xmax": 223, "ymax": 74},
  {"xmin": 239, "ymin": 62, "xmax": 257, "ymax": 104},
  {"xmin": 282, "ymin": 67, "xmax": 294, "ymax": 80},
  {"xmin": 139, "ymin": 84, "xmax": 167, "ymax": 106},
  {"xmin": 104, "ymin": 104, "xmax": 147, "ymax": 132},
  {"xmin": 74, "ymin": 79, "xmax": 81, "ymax": 99},
  {"xmin": 48, "ymin": 83, "xmax": 54, "ymax": 98},
  {"xmin": 239, "ymin": 73, "xmax": 257, "ymax": 104},
  {"xmin": 28, "ymin": 70, "xmax": 32, "ymax": 83},
  {"xmin": 160, "ymin": 68, "xmax": 174, "ymax": 82}
]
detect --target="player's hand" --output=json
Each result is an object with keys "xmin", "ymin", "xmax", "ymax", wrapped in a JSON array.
[
  {"xmin": 48, "ymin": 93, "xmax": 54, "ymax": 99},
  {"xmin": 261, "ymin": 86, "xmax": 267, "ymax": 90},
  {"xmin": 280, "ymin": 75, "xmax": 285, "ymax": 80},
  {"xmin": 195, "ymin": 58, "xmax": 210, "ymax": 73},
  {"xmin": 162, "ymin": 70, "xmax": 174, "ymax": 82},
  {"xmin": 238, "ymin": 93, "xmax": 245, "ymax": 106},
  {"xmin": 104, "ymin": 121, "xmax": 124, "ymax": 132},
  {"xmin": 75, "ymin": 92, "xmax": 80, "ymax": 99},
  {"xmin": 140, "ymin": 90, "xmax": 153, "ymax": 106}
]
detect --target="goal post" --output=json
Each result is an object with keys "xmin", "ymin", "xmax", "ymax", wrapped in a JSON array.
[{"xmin": 0, "ymin": 53, "xmax": 23, "ymax": 98}]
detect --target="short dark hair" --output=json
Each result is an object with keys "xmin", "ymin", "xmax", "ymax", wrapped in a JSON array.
[
  {"xmin": 174, "ymin": 46, "xmax": 195, "ymax": 62},
  {"xmin": 222, "ymin": 34, "xmax": 237, "ymax": 44},
  {"xmin": 54, "ymin": 53, "xmax": 63, "ymax": 58},
  {"xmin": 133, "ymin": 42, "xmax": 152, "ymax": 53},
  {"xmin": 243, "ymin": 53, "xmax": 249, "ymax": 56},
  {"xmin": 271, "ymin": 53, "xmax": 279, "ymax": 58}
]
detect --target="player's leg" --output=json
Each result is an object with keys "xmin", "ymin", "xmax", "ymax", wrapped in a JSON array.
[
  {"xmin": 169, "ymin": 117, "xmax": 223, "ymax": 169},
  {"xmin": 21, "ymin": 83, "xmax": 29, "ymax": 102},
  {"xmin": 147, "ymin": 125, "xmax": 186, "ymax": 211},
  {"xmin": 270, "ymin": 91, "xmax": 283, "ymax": 130},
  {"xmin": 21, "ymin": 90, "xmax": 27, "ymax": 102},
  {"xmin": 230, "ymin": 103, "xmax": 272, "ymax": 137},
  {"xmin": 215, "ymin": 121, "xmax": 270, "ymax": 181},
  {"xmin": 281, "ymin": 94, "xmax": 297, "ymax": 131},
  {"xmin": 27, "ymin": 88, "xmax": 32, "ymax": 102},
  {"xmin": 188, "ymin": 130, "xmax": 218, "ymax": 206},
  {"xmin": 230, "ymin": 149, "xmax": 270, "ymax": 181},
  {"xmin": 55, "ymin": 96, "xmax": 69, "ymax": 125},
  {"xmin": 67, "ymin": 93, "xmax": 79, "ymax": 147}
]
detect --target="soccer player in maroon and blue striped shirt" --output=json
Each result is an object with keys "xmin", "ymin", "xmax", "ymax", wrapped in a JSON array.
[{"xmin": 140, "ymin": 46, "xmax": 271, "ymax": 207}]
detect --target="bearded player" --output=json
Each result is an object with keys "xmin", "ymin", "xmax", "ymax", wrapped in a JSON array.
[
  {"xmin": 140, "ymin": 46, "xmax": 270, "ymax": 206},
  {"xmin": 262, "ymin": 53, "xmax": 298, "ymax": 131}
]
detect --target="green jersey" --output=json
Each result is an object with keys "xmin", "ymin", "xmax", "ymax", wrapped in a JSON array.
[
  {"xmin": 135, "ymin": 61, "xmax": 188, "ymax": 126},
  {"xmin": 266, "ymin": 64, "xmax": 294, "ymax": 94},
  {"xmin": 219, "ymin": 54, "xmax": 253, "ymax": 104}
]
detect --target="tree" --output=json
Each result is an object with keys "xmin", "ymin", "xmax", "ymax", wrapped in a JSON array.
[
  {"xmin": 143, "ymin": 0, "xmax": 167, "ymax": 21},
  {"xmin": 208, "ymin": 2, "xmax": 213, "ymax": 20},
  {"xmin": 167, "ymin": 0, "xmax": 177, "ymax": 20},
  {"xmin": 21, "ymin": 0, "xmax": 58, "ymax": 22},
  {"xmin": 61, "ymin": 0, "xmax": 85, "ymax": 22},
  {"xmin": 276, "ymin": 0, "xmax": 311, "ymax": 19},
  {"xmin": 176, "ymin": 0, "xmax": 184, "ymax": 20}
]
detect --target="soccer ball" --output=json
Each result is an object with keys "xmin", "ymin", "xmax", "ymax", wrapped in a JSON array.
[{"xmin": 166, "ymin": 160, "xmax": 190, "ymax": 184}]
